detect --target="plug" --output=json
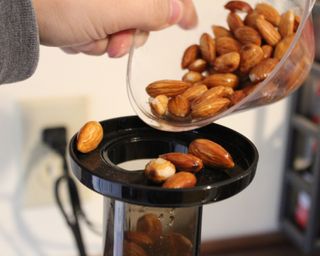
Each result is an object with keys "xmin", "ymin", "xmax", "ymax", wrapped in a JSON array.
[{"xmin": 42, "ymin": 127, "xmax": 67, "ymax": 157}]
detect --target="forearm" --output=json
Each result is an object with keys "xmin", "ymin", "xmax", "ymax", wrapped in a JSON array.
[{"xmin": 0, "ymin": 0, "xmax": 39, "ymax": 85}]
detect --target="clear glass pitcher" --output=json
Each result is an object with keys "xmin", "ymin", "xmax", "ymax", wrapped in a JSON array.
[{"xmin": 127, "ymin": 0, "xmax": 316, "ymax": 131}]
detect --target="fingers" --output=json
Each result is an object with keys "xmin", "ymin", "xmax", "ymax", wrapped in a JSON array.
[
  {"xmin": 107, "ymin": 30, "xmax": 149, "ymax": 58},
  {"xmin": 58, "ymin": 0, "xmax": 197, "ymax": 57},
  {"xmin": 61, "ymin": 47, "xmax": 80, "ymax": 54},
  {"xmin": 178, "ymin": 0, "xmax": 198, "ymax": 29},
  {"xmin": 61, "ymin": 30, "xmax": 149, "ymax": 57},
  {"xmin": 133, "ymin": 31, "xmax": 150, "ymax": 49},
  {"xmin": 101, "ymin": 0, "xmax": 185, "ymax": 33},
  {"xmin": 106, "ymin": 30, "xmax": 134, "ymax": 58},
  {"xmin": 71, "ymin": 38, "xmax": 109, "ymax": 55},
  {"xmin": 61, "ymin": 38, "xmax": 108, "ymax": 56}
]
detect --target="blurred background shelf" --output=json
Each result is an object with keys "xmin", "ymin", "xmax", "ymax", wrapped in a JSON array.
[
  {"xmin": 282, "ymin": 220, "xmax": 306, "ymax": 250},
  {"xmin": 279, "ymin": 3, "xmax": 320, "ymax": 251},
  {"xmin": 280, "ymin": 57, "xmax": 320, "ymax": 254},
  {"xmin": 292, "ymin": 115, "xmax": 320, "ymax": 139},
  {"xmin": 287, "ymin": 171, "xmax": 313, "ymax": 193}
]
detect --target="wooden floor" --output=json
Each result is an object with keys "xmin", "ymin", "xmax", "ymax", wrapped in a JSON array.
[
  {"xmin": 208, "ymin": 246, "xmax": 320, "ymax": 256},
  {"xmin": 200, "ymin": 232, "xmax": 320, "ymax": 256}
]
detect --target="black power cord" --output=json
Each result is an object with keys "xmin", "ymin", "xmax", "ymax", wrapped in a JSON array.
[{"xmin": 42, "ymin": 127, "xmax": 87, "ymax": 256}]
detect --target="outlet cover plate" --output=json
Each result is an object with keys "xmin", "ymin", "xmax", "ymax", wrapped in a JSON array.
[{"xmin": 17, "ymin": 96, "xmax": 92, "ymax": 208}]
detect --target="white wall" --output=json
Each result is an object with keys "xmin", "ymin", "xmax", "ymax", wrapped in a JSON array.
[
  {"xmin": 202, "ymin": 100, "xmax": 291, "ymax": 240},
  {"xmin": 0, "ymin": 0, "xmax": 292, "ymax": 254}
]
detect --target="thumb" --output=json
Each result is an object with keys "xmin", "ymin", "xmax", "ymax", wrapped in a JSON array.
[{"xmin": 102, "ymin": 0, "xmax": 185, "ymax": 34}]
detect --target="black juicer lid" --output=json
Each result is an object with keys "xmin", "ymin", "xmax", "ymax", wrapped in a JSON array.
[{"xmin": 69, "ymin": 116, "xmax": 258, "ymax": 208}]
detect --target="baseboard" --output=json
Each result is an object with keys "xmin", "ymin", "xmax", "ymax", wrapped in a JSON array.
[{"xmin": 200, "ymin": 232, "xmax": 289, "ymax": 255}]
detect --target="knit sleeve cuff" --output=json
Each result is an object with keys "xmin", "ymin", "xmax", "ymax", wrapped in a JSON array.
[{"xmin": 0, "ymin": 0, "xmax": 40, "ymax": 84}]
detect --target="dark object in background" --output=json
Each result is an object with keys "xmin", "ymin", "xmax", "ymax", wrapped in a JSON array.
[
  {"xmin": 43, "ymin": 127, "xmax": 87, "ymax": 256},
  {"xmin": 312, "ymin": 0, "xmax": 320, "ymax": 62}
]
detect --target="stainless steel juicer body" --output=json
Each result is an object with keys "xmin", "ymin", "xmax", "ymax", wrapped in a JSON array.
[{"xmin": 69, "ymin": 116, "xmax": 259, "ymax": 256}]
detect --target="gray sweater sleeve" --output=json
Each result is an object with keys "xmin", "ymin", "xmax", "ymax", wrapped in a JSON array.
[{"xmin": 0, "ymin": 0, "xmax": 39, "ymax": 85}]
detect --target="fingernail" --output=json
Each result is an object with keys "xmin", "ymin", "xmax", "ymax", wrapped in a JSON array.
[
  {"xmin": 108, "ymin": 44, "xmax": 128, "ymax": 58},
  {"xmin": 108, "ymin": 32, "xmax": 134, "ymax": 58},
  {"xmin": 178, "ymin": 0, "xmax": 198, "ymax": 29},
  {"xmin": 169, "ymin": 0, "xmax": 183, "ymax": 24}
]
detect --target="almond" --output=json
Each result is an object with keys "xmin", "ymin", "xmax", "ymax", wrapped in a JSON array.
[
  {"xmin": 239, "ymin": 44, "xmax": 264, "ymax": 73},
  {"xmin": 212, "ymin": 25, "xmax": 233, "ymax": 38},
  {"xmin": 257, "ymin": 81, "xmax": 279, "ymax": 104},
  {"xmin": 230, "ymin": 90, "xmax": 247, "ymax": 105},
  {"xmin": 214, "ymin": 52, "xmax": 240, "ymax": 73},
  {"xmin": 242, "ymin": 83, "xmax": 258, "ymax": 95},
  {"xmin": 224, "ymin": 1, "xmax": 253, "ymax": 13},
  {"xmin": 182, "ymin": 71, "xmax": 203, "ymax": 84},
  {"xmin": 157, "ymin": 233, "xmax": 193, "ymax": 256},
  {"xmin": 136, "ymin": 214, "xmax": 163, "ymax": 240},
  {"xmin": 162, "ymin": 172, "xmax": 197, "ymax": 189},
  {"xmin": 235, "ymin": 71, "xmax": 251, "ymax": 83},
  {"xmin": 171, "ymin": 233, "xmax": 193, "ymax": 252},
  {"xmin": 160, "ymin": 152, "xmax": 204, "ymax": 173},
  {"xmin": 249, "ymin": 58, "xmax": 279, "ymax": 83},
  {"xmin": 274, "ymin": 34, "xmax": 295, "ymax": 60},
  {"xmin": 181, "ymin": 44, "xmax": 200, "ymax": 69},
  {"xmin": 289, "ymin": 36, "xmax": 303, "ymax": 60},
  {"xmin": 123, "ymin": 241, "xmax": 148, "ymax": 256},
  {"xmin": 216, "ymin": 37, "xmax": 241, "ymax": 55},
  {"xmin": 234, "ymin": 26, "xmax": 262, "ymax": 46},
  {"xmin": 202, "ymin": 73, "xmax": 239, "ymax": 88},
  {"xmin": 244, "ymin": 11, "xmax": 265, "ymax": 29},
  {"xmin": 191, "ymin": 97, "xmax": 231, "ymax": 119},
  {"xmin": 150, "ymin": 95, "xmax": 169, "ymax": 117},
  {"xmin": 284, "ymin": 55, "xmax": 310, "ymax": 92},
  {"xmin": 261, "ymin": 45, "xmax": 274, "ymax": 59},
  {"xmin": 294, "ymin": 15, "xmax": 301, "ymax": 32},
  {"xmin": 279, "ymin": 10, "xmax": 295, "ymax": 38},
  {"xmin": 146, "ymin": 80, "xmax": 191, "ymax": 98},
  {"xmin": 125, "ymin": 232, "xmax": 154, "ymax": 248},
  {"xmin": 189, "ymin": 139, "xmax": 235, "ymax": 169},
  {"xmin": 205, "ymin": 65, "xmax": 217, "ymax": 75},
  {"xmin": 77, "ymin": 121, "xmax": 103, "ymax": 153},
  {"xmin": 181, "ymin": 84, "xmax": 208, "ymax": 102},
  {"xmin": 192, "ymin": 86, "xmax": 234, "ymax": 107},
  {"xmin": 188, "ymin": 59, "xmax": 207, "ymax": 72},
  {"xmin": 200, "ymin": 33, "xmax": 216, "ymax": 64},
  {"xmin": 227, "ymin": 12, "xmax": 244, "ymax": 32},
  {"xmin": 168, "ymin": 95, "xmax": 191, "ymax": 118},
  {"xmin": 255, "ymin": 3, "xmax": 281, "ymax": 26},
  {"xmin": 256, "ymin": 18, "xmax": 281, "ymax": 46},
  {"xmin": 145, "ymin": 158, "xmax": 176, "ymax": 184}
]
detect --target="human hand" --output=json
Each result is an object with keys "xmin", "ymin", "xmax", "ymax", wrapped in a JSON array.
[{"xmin": 32, "ymin": 0, "xmax": 198, "ymax": 57}]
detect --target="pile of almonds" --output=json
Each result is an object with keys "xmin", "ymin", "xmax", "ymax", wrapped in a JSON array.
[
  {"xmin": 147, "ymin": 1, "xmax": 300, "ymax": 121},
  {"xmin": 123, "ymin": 213, "xmax": 193, "ymax": 256},
  {"xmin": 145, "ymin": 138, "xmax": 235, "ymax": 189}
]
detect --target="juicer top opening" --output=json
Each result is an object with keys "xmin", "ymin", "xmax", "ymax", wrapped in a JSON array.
[{"xmin": 69, "ymin": 116, "xmax": 258, "ymax": 207}]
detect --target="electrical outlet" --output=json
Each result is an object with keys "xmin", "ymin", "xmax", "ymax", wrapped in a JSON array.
[{"xmin": 17, "ymin": 96, "xmax": 92, "ymax": 208}]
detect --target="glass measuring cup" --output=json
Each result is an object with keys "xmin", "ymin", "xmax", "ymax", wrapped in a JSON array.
[{"xmin": 127, "ymin": 0, "xmax": 316, "ymax": 131}]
